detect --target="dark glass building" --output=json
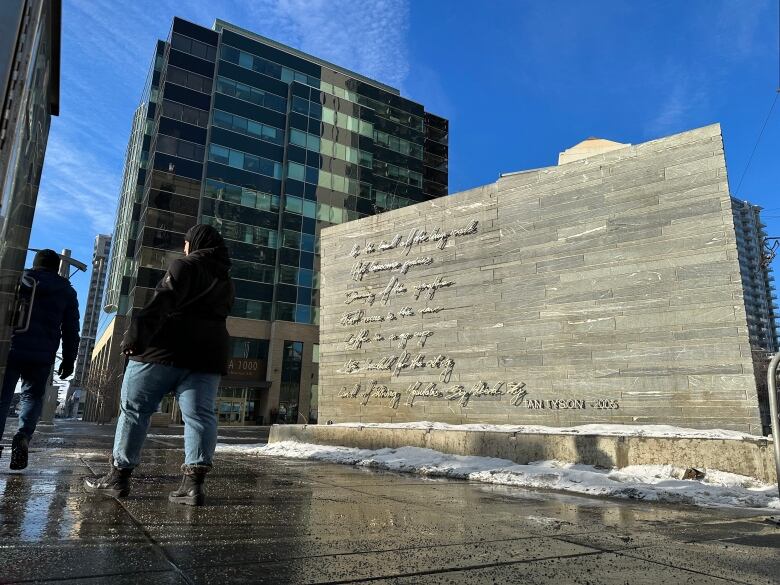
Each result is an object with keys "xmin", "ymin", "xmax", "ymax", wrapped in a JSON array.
[
  {"xmin": 0, "ymin": 0, "xmax": 61, "ymax": 383},
  {"xmin": 99, "ymin": 16, "xmax": 448, "ymax": 425}
]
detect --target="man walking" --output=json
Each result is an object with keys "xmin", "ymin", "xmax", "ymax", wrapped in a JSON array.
[
  {"xmin": 85, "ymin": 225, "xmax": 234, "ymax": 505},
  {"xmin": 0, "ymin": 249, "xmax": 80, "ymax": 470}
]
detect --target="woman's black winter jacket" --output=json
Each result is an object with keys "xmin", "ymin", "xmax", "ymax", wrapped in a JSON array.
[{"xmin": 122, "ymin": 248, "xmax": 235, "ymax": 375}]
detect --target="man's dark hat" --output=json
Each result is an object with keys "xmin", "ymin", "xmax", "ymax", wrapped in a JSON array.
[{"xmin": 32, "ymin": 249, "xmax": 60, "ymax": 272}]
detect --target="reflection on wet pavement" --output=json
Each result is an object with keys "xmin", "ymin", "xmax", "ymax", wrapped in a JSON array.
[{"xmin": 0, "ymin": 420, "xmax": 777, "ymax": 584}]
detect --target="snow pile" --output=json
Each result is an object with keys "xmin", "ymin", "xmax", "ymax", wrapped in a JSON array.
[
  {"xmin": 328, "ymin": 421, "xmax": 765, "ymax": 440},
  {"xmin": 216, "ymin": 441, "xmax": 780, "ymax": 510}
]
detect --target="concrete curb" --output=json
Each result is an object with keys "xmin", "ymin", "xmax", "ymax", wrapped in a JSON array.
[{"xmin": 269, "ymin": 425, "xmax": 778, "ymax": 484}]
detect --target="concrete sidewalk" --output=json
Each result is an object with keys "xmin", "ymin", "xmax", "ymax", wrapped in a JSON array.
[{"xmin": 0, "ymin": 420, "xmax": 778, "ymax": 584}]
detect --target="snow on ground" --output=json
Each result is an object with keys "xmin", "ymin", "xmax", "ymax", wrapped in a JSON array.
[
  {"xmin": 328, "ymin": 421, "xmax": 766, "ymax": 440},
  {"xmin": 216, "ymin": 441, "xmax": 780, "ymax": 510}
]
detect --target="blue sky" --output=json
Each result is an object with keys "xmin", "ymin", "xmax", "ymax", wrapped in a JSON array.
[{"xmin": 29, "ymin": 0, "xmax": 780, "ymax": 323}]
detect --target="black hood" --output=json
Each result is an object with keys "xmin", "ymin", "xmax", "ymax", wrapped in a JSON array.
[
  {"xmin": 185, "ymin": 224, "xmax": 231, "ymax": 278},
  {"xmin": 186, "ymin": 224, "xmax": 225, "ymax": 252}
]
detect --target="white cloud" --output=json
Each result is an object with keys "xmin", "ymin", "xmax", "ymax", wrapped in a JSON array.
[
  {"xmin": 246, "ymin": 0, "xmax": 410, "ymax": 89},
  {"xmin": 32, "ymin": 0, "xmax": 412, "ymax": 251},
  {"xmin": 36, "ymin": 131, "xmax": 121, "ymax": 232}
]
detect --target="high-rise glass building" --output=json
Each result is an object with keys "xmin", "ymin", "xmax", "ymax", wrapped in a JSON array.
[
  {"xmin": 64, "ymin": 234, "xmax": 111, "ymax": 417},
  {"xmin": 0, "ymin": 0, "xmax": 61, "ymax": 384},
  {"xmin": 98, "ymin": 16, "xmax": 448, "ymax": 425},
  {"xmin": 731, "ymin": 198, "xmax": 778, "ymax": 353}
]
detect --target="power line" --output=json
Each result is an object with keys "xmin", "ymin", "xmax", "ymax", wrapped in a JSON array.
[
  {"xmin": 733, "ymin": 3, "xmax": 780, "ymax": 196},
  {"xmin": 734, "ymin": 92, "xmax": 779, "ymax": 197}
]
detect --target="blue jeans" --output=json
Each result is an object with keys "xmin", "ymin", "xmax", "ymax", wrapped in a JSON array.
[
  {"xmin": 113, "ymin": 361, "xmax": 220, "ymax": 469},
  {"xmin": 0, "ymin": 356, "xmax": 51, "ymax": 441}
]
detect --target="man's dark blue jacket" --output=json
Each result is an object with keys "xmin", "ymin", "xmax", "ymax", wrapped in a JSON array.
[{"xmin": 10, "ymin": 269, "xmax": 80, "ymax": 366}]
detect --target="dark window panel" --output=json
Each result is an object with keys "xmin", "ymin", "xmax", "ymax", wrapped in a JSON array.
[
  {"xmin": 141, "ymin": 227, "xmax": 186, "ymax": 252},
  {"xmin": 289, "ymin": 113, "xmax": 308, "ymax": 131},
  {"xmin": 424, "ymin": 166, "xmax": 447, "ymax": 188},
  {"xmin": 163, "ymin": 81, "xmax": 211, "ymax": 111},
  {"xmin": 213, "ymin": 92, "xmax": 286, "ymax": 128},
  {"xmin": 201, "ymin": 197, "xmax": 278, "ymax": 230},
  {"xmin": 297, "ymin": 287, "xmax": 312, "ymax": 305},
  {"xmin": 301, "ymin": 217, "xmax": 316, "ymax": 234},
  {"xmin": 150, "ymin": 171, "xmax": 202, "ymax": 197},
  {"xmin": 285, "ymin": 179, "xmax": 304, "ymax": 197},
  {"xmin": 143, "ymin": 208, "xmax": 197, "ymax": 233},
  {"xmin": 290, "ymin": 82, "xmax": 309, "ymax": 98},
  {"xmin": 279, "ymin": 247, "xmax": 300, "ymax": 267},
  {"xmin": 172, "ymin": 17, "xmax": 219, "ymax": 45},
  {"xmin": 167, "ymin": 49, "xmax": 215, "ymax": 78},
  {"xmin": 158, "ymin": 115, "xmax": 209, "ymax": 144},
  {"xmin": 136, "ymin": 266, "xmax": 166, "ymax": 288},
  {"xmin": 216, "ymin": 60, "xmax": 288, "ymax": 99},
  {"xmin": 160, "ymin": 100, "xmax": 210, "ymax": 128},
  {"xmin": 152, "ymin": 153, "xmax": 203, "ymax": 181},
  {"xmin": 234, "ymin": 279, "xmax": 274, "ymax": 302},
  {"xmin": 299, "ymin": 251, "xmax": 314, "ymax": 270},
  {"xmin": 282, "ymin": 213, "xmax": 302, "ymax": 230},
  {"xmin": 286, "ymin": 145, "xmax": 306, "ymax": 164},
  {"xmin": 226, "ymin": 239, "xmax": 277, "ymax": 266},
  {"xmin": 221, "ymin": 29, "xmax": 320, "ymax": 77},
  {"xmin": 209, "ymin": 126, "xmax": 284, "ymax": 161},
  {"xmin": 206, "ymin": 162, "xmax": 282, "ymax": 195},
  {"xmin": 276, "ymin": 284, "xmax": 297, "ymax": 303}
]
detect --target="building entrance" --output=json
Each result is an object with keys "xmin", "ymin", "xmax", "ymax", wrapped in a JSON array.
[{"xmin": 216, "ymin": 398, "xmax": 245, "ymax": 425}]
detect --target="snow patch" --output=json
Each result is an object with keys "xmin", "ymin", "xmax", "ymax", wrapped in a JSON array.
[
  {"xmin": 325, "ymin": 421, "xmax": 765, "ymax": 440},
  {"xmin": 216, "ymin": 441, "xmax": 780, "ymax": 510}
]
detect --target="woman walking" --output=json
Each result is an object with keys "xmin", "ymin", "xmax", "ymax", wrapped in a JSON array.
[{"xmin": 85, "ymin": 224, "xmax": 234, "ymax": 505}]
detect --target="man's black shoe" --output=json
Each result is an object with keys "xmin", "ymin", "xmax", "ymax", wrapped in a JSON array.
[
  {"xmin": 9, "ymin": 433, "xmax": 28, "ymax": 470},
  {"xmin": 84, "ymin": 458, "xmax": 132, "ymax": 497}
]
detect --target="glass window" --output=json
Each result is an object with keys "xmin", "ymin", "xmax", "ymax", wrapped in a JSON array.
[
  {"xmin": 285, "ymin": 195, "xmax": 303, "ymax": 214},
  {"xmin": 235, "ymin": 82, "xmax": 252, "ymax": 102},
  {"xmin": 282, "ymin": 229, "xmax": 301, "ymax": 249},
  {"xmin": 213, "ymin": 109, "xmax": 232, "ymax": 126},
  {"xmin": 298, "ymin": 268, "xmax": 313, "ymax": 288},
  {"xmin": 316, "ymin": 203, "xmax": 330, "ymax": 222},
  {"xmin": 301, "ymin": 233, "xmax": 315, "ymax": 253},
  {"xmin": 287, "ymin": 162, "xmax": 305, "ymax": 182},
  {"xmin": 292, "ymin": 96, "xmax": 309, "ymax": 115},
  {"xmin": 228, "ymin": 150, "xmax": 244, "ymax": 168},
  {"xmin": 279, "ymin": 266, "xmax": 297, "ymax": 285},
  {"xmin": 312, "ymin": 344, "xmax": 320, "ymax": 363},
  {"xmin": 220, "ymin": 45, "xmax": 239, "ymax": 63},
  {"xmin": 306, "ymin": 135, "xmax": 320, "ymax": 152},
  {"xmin": 275, "ymin": 303, "xmax": 295, "ymax": 322},
  {"xmin": 239, "ymin": 51, "xmax": 253, "ymax": 69},
  {"xmin": 209, "ymin": 144, "xmax": 230, "ymax": 165},
  {"xmin": 244, "ymin": 154, "xmax": 260, "ymax": 173},
  {"xmin": 302, "ymin": 200, "xmax": 316, "ymax": 219},
  {"xmin": 295, "ymin": 305, "xmax": 311, "ymax": 324},
  {"xmin": 321, "ymin": 108, "xmax": 335, "ymax": 125},
  {"xmin": 290, "ymin": 129, "xmax": 307, "ymax": 148}
]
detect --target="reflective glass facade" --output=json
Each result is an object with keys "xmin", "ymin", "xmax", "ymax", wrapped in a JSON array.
[{"xmin": 103, "ymin": 16, "xmax": 448, "ymax": 424}]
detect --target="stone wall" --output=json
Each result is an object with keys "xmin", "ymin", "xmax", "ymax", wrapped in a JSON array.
[{"xmin": 319, "ymin": 124, "xmax": 763, "ymax": 433}]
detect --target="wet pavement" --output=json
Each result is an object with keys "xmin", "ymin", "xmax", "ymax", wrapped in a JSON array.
[{"xmin": 0, "ymin": 420, "xmax": 778, "ymax": 584}]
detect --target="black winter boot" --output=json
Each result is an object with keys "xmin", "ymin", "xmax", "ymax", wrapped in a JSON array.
[
  {"xmin": 84, "ymin": 458, "xmax": 132, "ymax": 497},
  {"xmin": 10, "ymin": 433, "xmax": 29, "ymax": 470},
  {"xmin": 168, "ymin": 464, "xmax": 209, "ymax": 506}
]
